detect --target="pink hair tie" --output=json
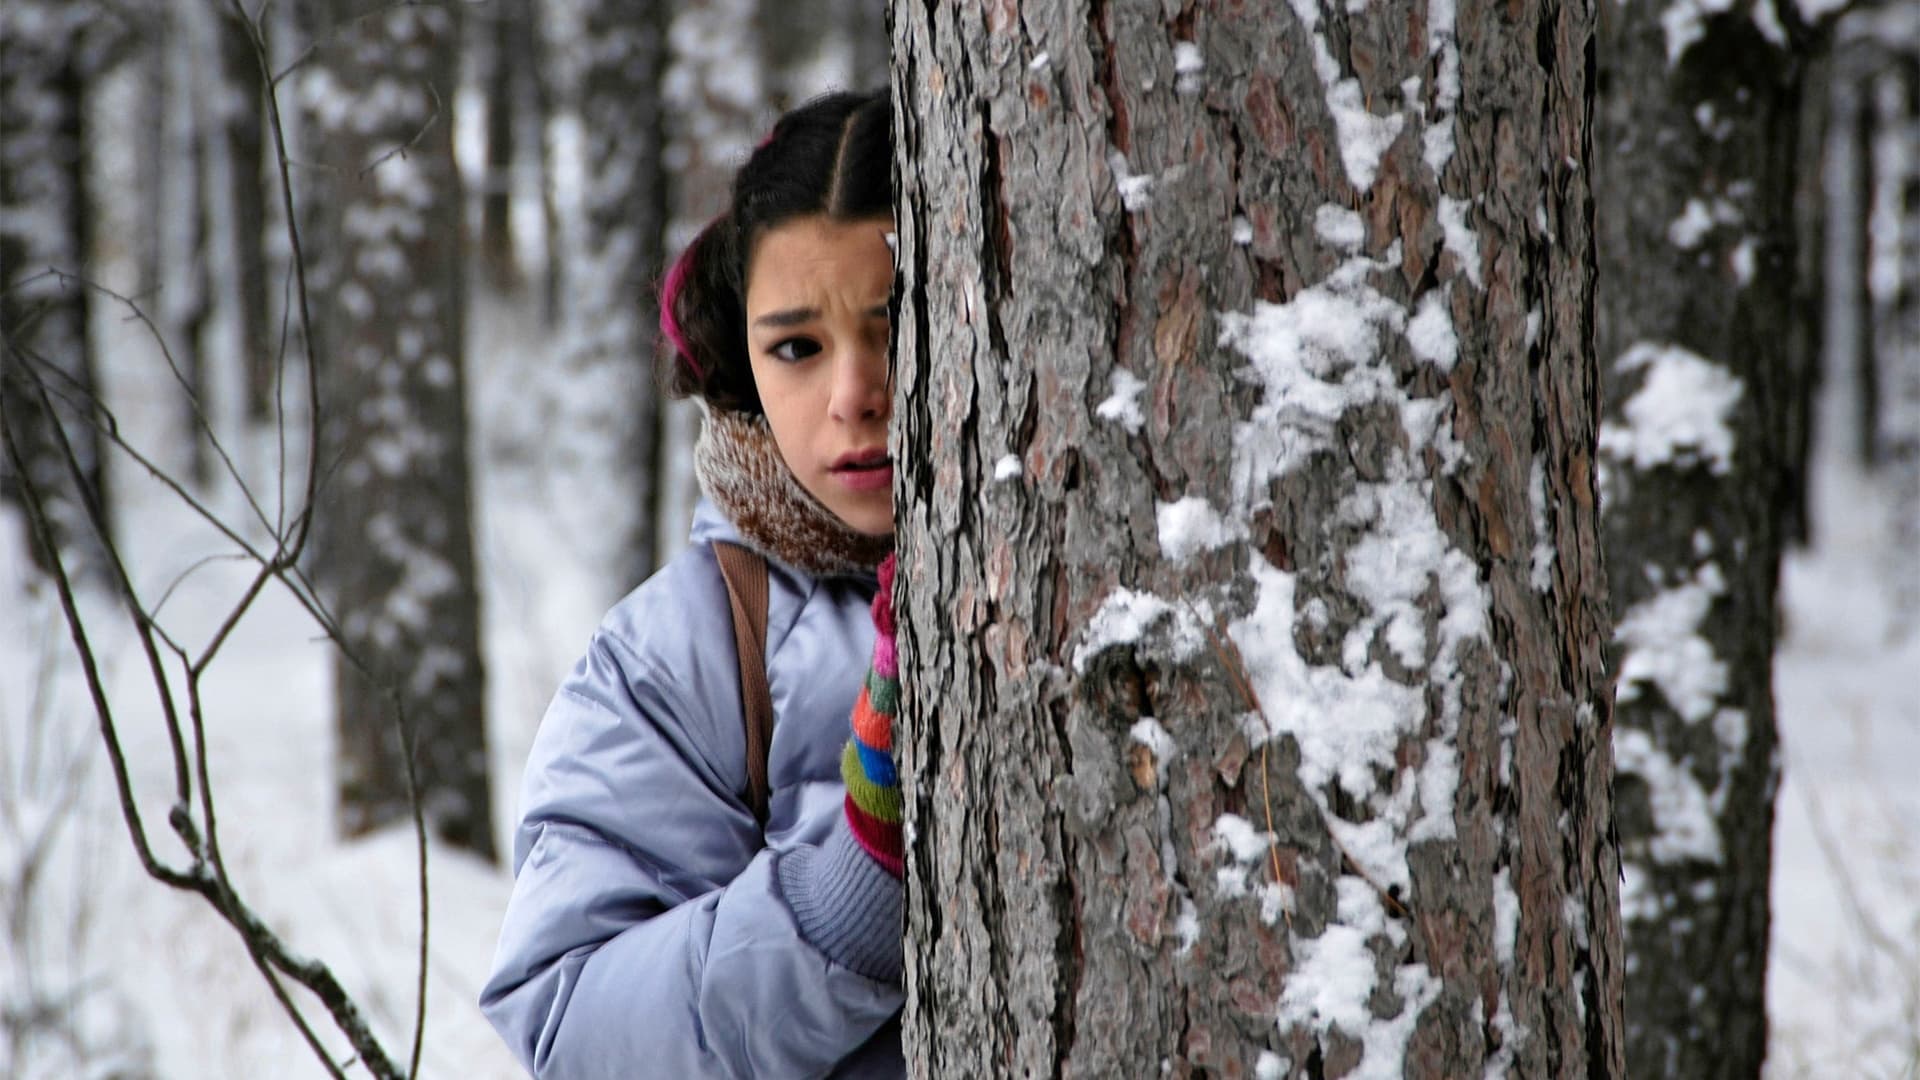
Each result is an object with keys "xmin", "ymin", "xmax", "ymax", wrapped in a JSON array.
[{"xmin": 658, "ymin": 244, "xmax": 699, "ymax": 376}]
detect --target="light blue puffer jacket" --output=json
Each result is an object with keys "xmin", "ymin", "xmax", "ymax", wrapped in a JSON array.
[{"xmin": 480, "ymin": 502, "xmax": 905, "ymax": 1078}]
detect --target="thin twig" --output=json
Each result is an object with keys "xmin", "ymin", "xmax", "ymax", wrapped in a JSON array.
[
  {"xmin": 359, "ymin": 81, "xmax": 444, "ymax": 179},
  {"xmin": 53, "ymin": 270, "xmax": 276, "ymax": 539},
  {"xmin": 0, "ymin": 374, "xmax": 195, "ymax": 893},
  {"xmin": 238, "ymin": 4, "xmax": 437, "ymax": 1069},
  {"xmin": 232, "ymin": 0, "xmax": 322, "ymax": 568}
]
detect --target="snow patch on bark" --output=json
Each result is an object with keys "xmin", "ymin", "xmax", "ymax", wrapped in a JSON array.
[
  {"xmin": 1072, "ymin": 589, "xmax": 1208, "ymax": 672},
  {"xmin": 1219, "ymin": 250, "xmax": 1465, "ymax": 503},
  {"xmin": 1529, "ymin": 454, "xmax": 1556, "ymax": 592},
  {"xmin": 1173, "ymin": 41, "xmax": 1205, "ymax": 94},
  {"xmin": 1421, "ymin": 0, "xmax": 1462, "ymax": 173},
  {"xmin": 1276, "ymin": 878, "xmax": 1442, "ymax": 1079},
  {"xmin": 1614, "ymin": 562, "xmax": 1729, "ymax": 723},
  {"xmin": 1131, "ymin": 717, "xmax": 1177, "ymax": 763},
  {"xmin": 1406, "ymin": 287, "xmax": 1458, "ymax": 371},
  {"xmin": 1157, "ymin": 496, "xmax": 1248, "ymax": 562},
  {"xmin": 1213, "ymin": 814, "xmax": 1275, "ymax": 863},
  {"xmin": 1614, "ymin": 728, "xmax": 1723, "ymax": 864},
  {"xmin": 1315, "ymin": 204, "xmax": 1366, "ymax": 250},
  {"xmin": 1598, "ymin": 343, "xmax": 1743, "ymax": 475},
  {"xmin": 1667, "ymin": 195, "xmax": 1740, "ymax": 249},
  {"xmin": 1661, "ymin": 0, "xmax": 1738, "ymax": 66},
  {"xmin": 1096, "ymin": 368, "xmax": 1148, "ymax": 434},
  {"xmin": 1287, "ymin": 1, "xmax": 1404, "ymax": 190},
  {"xmin": 1439, "ymin": 196, "xmax": 1483, "ymax": 288},
  {"xmin": 1492, "ymin": 867, "xmax": 1520, "ymax": 964}
]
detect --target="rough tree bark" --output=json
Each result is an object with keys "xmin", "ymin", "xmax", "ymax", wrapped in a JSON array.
[
  {"xmin": 1593, "ymin": 6, "xmax": 1838, "ymax": 1074},
  {"xmin": 892, "ymin": 1, "xmax": 1621, "ymax": 1076},
  {"xmin": 0, "ymin": 0, "xmax": 111, "ymax": 577},
  {"xmin": 302, "ymin": 1, "xmax": 495, "ymax": 861}
]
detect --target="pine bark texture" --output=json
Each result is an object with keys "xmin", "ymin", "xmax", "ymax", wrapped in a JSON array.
[
  {"xmin": 0, "ymin": 1, "xmax": 110, "ymax": 576},
  {"xmin": 892, "ymin": 2, "xmax": 1621, "ymax": 1077},
  {"xmin": 1592, "ymin": 7, "xmax": 1821, "ymax": 1074},
  {"xmin": 303, "ymin": 3, "xmax": 495, "ymax": 861}
]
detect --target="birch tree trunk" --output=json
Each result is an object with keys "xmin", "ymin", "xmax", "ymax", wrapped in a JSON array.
[
  {"xmin": 302, "ymin": 2, "xmax": 495, "ymax": 862},
  {"xmin": 1593, "ymin": 7, "xmax": 1835, "ymax": 1073},
  {"xmin": 892, "ymin": 2, "xmax": 1622, "ymax": 1076},
  {"xmin": 0, "ymin": 0, "xmax": 110, "ymax": 577}
]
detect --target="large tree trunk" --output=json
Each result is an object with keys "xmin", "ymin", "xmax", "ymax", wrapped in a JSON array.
[
  {"xmin": 892, "ymin": 2, "xmax": 1621, "ymax": 1076},
  {"xmin": 572, "ymin": 0, "xmax": 671, "ymax": 586},
  {"xmin": 656, "ymin": 0, "xmax": 765, "ymax": 563},
  {"xmin": 0, "ymin": 0, "xmax": 110, "ymax": 578},
  {"xmin": 156, "ymin": 0, "xmax": 218, "ymax": 490},
  {"xmin": 213, "ymin": 7, "xmax": 275, "ymax": 426},
  {"xmin": 478, "ymin": 0, "xmax": 527, "ymax": 285},
  {"xmin": 302, "ymin": 2, "xmax": 495, "ymax": 862},
  {"xmin": 1593, "ymin": 6, "xmax": 1830, "ymax": 1075}
]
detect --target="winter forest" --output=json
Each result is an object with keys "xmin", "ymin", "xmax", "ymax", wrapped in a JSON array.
[{"xmin": 1, "ymin": 0, "xmax": 1916, "ymax": 1076}]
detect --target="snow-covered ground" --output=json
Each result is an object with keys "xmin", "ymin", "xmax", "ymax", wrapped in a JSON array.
[{"xmin": 1764, "ymin": 406, "xmax": 1920, "ymax": 1079}]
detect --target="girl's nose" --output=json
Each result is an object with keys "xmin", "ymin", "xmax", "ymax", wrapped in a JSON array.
[{"xmin": 828, "ymin": 341, "xmax": 890, "ymax": 423}]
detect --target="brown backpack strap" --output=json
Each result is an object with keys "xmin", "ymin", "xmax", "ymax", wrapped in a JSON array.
[{"xmin": 713, "ymin": 541, "xmax": 774, "ymax": 824}]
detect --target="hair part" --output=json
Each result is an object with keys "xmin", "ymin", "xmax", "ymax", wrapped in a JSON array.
[{"xmin": 659, "ymin": 90, "xmax": 892, "ymax": 414}]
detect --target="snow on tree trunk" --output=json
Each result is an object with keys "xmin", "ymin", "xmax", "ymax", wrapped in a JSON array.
[
  {"xmin": 566, "ymin": 0, "xmax": 671, "ymax": 586},
  {"xmin": 301, "ymin": 2, "xmax": 495, "ymax": 862},
  {"xmin": 0, "ymin": 0, "xmax": 110, "ymax": 577},
  {"xmin": 891, "ymin": 2, "xmax": 1622, "ymax": 1076},
  {"xmin": 1593, "ymin": 6, "xmax": 1831, "ymax": 1074},
  {"xmin": 657, "ymin": 0, "xmax": 765, "ymax": 562}
]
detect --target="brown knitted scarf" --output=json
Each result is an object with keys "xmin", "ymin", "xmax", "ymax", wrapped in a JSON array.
[{"xmin": 694, "ymin": 408, "xmax": 892, "ymax": 579}]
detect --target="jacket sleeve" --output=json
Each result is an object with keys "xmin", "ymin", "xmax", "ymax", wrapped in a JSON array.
[{"xmin": 479, "ymin": 627, "xmax": 903, "ymax": 1079}]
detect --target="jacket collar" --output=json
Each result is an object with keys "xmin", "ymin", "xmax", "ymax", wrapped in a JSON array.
[{"xmin": 693, "ymin": 407, "xmax": 892, "ymax": 580}]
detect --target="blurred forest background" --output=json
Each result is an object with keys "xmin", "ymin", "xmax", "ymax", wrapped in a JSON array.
[{"xmin": 0, "ymin": 0, "xmax": 1915, "ymax": 1077}]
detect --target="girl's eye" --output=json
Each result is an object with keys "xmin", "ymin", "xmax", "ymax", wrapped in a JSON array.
[{"xmin": 771, "ymin": 337, "xmax": 821, "ymax": 363}]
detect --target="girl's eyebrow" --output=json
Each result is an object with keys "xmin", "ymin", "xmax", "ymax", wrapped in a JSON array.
[
  {"xmin": 754, "ymin": 307, "xmax": 818, "ymax": 328},
  {"xmin": 867, "ymin": 304, "xmax": 889, "ymax": 319}
]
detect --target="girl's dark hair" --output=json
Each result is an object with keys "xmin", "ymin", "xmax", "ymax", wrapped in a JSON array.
[{"xmin": 660, "ymin": 90, "xmax": 892, "ymax": 414}]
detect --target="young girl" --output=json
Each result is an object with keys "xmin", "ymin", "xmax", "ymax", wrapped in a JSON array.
[{"xmin": 481, "ymin": 91, "xmax": 906, "ymax": 1078}]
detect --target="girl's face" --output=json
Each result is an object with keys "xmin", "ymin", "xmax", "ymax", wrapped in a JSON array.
[{"xmin": 744, "ymin": 214, "xmax": 896, "ymax": 537}]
